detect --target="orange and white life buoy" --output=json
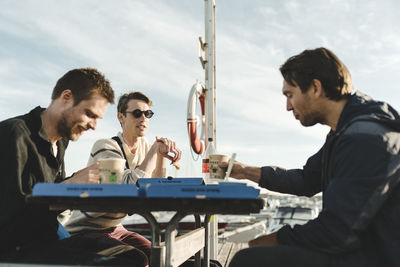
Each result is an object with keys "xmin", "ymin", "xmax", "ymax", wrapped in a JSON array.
[{"xmin": 187, "ymin": 82, "xmax": 206, "ymax": 154}]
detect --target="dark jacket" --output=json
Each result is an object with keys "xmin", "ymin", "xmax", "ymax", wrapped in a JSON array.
[
  {"xmin": 0, "ymin": 106, "xmax": 68, "ymax": 253},
  {"xmin": 260, "ymin": 92, "xmax": 400, "ymax": 267}
]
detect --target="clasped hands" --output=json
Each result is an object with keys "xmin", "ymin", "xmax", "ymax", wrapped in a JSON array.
[{"xmin": 155, "ymin": 136, "xmax": 182, "ymax": 166}]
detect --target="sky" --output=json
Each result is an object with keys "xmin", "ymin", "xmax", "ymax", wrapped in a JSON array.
[{"xmin": 1, "ymin": 0, "xmax": 400, "ymax": 178}]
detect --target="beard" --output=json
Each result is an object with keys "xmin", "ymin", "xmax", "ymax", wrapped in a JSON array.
[
  {"xmin": 57, "ymin": 112, "xmax": 86, "ymax": 141},
  {"xmin": 299, "ymin": 110, "xmax": 325, "ymax": 127}
]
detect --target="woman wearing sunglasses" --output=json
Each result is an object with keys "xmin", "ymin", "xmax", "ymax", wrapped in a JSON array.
[{"xmin": 63, "ymin": 91, "xmax": 182, "ymax": 267}]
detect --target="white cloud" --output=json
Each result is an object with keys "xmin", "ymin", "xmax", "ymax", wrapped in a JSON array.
[{"xmin": 1, "ymin": 0, "xmax": 400, "ymax": 177}]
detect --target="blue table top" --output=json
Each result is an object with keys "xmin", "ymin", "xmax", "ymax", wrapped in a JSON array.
[{"xmin": 32, "ymin": 177, "xmax": 260, "ymax": 199}]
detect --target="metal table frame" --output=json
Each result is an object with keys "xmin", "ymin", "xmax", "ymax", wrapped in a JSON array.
[{"xmin": 26, "ymin": 196, "xmax": 264, "ymax": 267}]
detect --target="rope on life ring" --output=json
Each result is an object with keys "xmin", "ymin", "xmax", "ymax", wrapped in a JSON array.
[{"xmin": 187, "ymin": 82, "xmax": 206, "ymax": 154}]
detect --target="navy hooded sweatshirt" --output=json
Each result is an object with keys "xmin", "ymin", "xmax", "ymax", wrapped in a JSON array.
[{"xmin": 260, "ymin": 91, "xmax": 400, "ymax": 267}]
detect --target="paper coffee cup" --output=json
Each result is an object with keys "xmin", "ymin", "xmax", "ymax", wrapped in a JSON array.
[
  {"xmin": 209, "ymin": 154, "xmax": 229, "ymax": 180},
  {"xmin": 98, "ymin": 158, "xmax": 126, "ymax": 184}
]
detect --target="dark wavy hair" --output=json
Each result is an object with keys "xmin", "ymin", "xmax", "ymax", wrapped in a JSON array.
[
  {"xmin": 52, "ymin": 68, "xmax": 114, "ymax": 105},
  {"xmin": 280, "ymin": 47, "xmax": 353, "ymax": 101},
  {"xmin": 117, "ymin": 91, "xmax": 152, "ymax": 114}
]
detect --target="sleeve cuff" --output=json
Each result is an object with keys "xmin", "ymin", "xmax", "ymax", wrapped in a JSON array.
[{"xmin": 123, "ymin": 168, "xmax": 150, "ymax": 184}]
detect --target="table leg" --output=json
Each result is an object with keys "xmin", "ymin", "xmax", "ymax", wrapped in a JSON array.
[
  {"xmin": 140, "ymin": 211, "xmax": 161, "ymax": 245},
  {"xmin": 203, "ymin": 214, "xmax": 211, "ymax": 267},
  {"xmin": 139, "ymin": 211, "xmax": 163, "ymax": 267},
  {"xmin": 165, "ymin": 212, "xmax": 187, "ymax": 267},
  {"xmin": 194, "ymin": 215, "xmax": 201, "ymax": 267}
]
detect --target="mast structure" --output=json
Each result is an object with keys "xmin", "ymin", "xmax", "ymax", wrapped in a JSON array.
[
  {"xmin": 199, "ymin": 0, "xmax": 216, "ymax": 146},
  {"xmin": 199, "ymin": 0, "xmax": 218, "ymax": 259},
  {"xmin": 205, "ymin": 0, "xmax": 216, "ymax": 145}
]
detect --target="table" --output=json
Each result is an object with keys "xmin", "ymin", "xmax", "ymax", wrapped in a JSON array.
[
  {"xmin": 26, "ymin": 185, "xmax": 264, "ymax": 267},
  {"xmin": 26, "ymin": 182, "xmax": 264, "ymax": 267}
]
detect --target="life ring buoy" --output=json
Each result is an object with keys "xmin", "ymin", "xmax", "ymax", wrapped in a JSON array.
[{"xmin": 187, "ymin": 82, "xmax": 206, "ymax": 154}]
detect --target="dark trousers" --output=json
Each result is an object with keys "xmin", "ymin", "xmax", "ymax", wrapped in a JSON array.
[
  {"xmin": 70, "ymin": 225, "xmax": 151, "ymax": 263},
  {"xmin": 0, "ymin": 225, "xmax": 151, "ymax": 266},
  {"xmin": 1, "ymin": 240, "xmax": 145, "ymax": 266},
  {"xmin": 229, "ymin": 245, "xmax": 331, "ymax": 267}
]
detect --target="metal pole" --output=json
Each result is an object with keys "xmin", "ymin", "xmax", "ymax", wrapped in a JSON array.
[
  {"xmin": 203, "ymin": 214, "xmax": 212, "ymax": 267},
  {"xmin": 204, "ymin": 0, "xmax": 216, "ymax": 144},
  {"xmin": 204, "ymin": 0, "xmax": 218, "ymax": 260}
]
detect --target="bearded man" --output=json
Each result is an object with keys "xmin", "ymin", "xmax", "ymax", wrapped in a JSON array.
[
  {"xmin": 227, "ymin": 48, "xmax": 400, "ymax": 267},
  {"xmin": 0, "ymin": 68, "xmax": 149, "ymax": 266}
]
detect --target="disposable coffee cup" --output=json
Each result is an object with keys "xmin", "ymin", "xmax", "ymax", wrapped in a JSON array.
[
  {"xmin": 209, "ymin": 154, "xmax": 229, "ymax": 180},
  {"xmin": 98, "ymin": 158, "xmax": 126, "ymax": 184}
]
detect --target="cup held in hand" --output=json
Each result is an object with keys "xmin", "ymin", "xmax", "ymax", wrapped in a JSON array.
[
  {"xmin": 209, "ymin": 154, "xmax": 229, "ymax": 180},
  {"xmin": 98, "ymin": 158, "xmax": 126, "ymax": 184}
]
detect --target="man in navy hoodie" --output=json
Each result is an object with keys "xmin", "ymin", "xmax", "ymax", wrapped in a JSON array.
[{"xmin": 227, "ymin": 47, "xmax": 400, "ymax": 267}]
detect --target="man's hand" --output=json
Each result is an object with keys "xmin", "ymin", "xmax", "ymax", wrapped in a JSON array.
[
  {"xmin": 155, "ymin": 136, "xmax": 182, "ymax": 167},
  {"xmin": 219, "ymin": 160, "xmax": 247, "ymax": 179},
  {"xmin": 219, "ymin": 159, "xmax": 261, "ymax": 183},
  {"xmin": 248, "ymin": 232, "xmax": 278, "ymax": 247},
  {"xmin": 63, "ymin": 162, "xmax": 100, "ymax": 184}
]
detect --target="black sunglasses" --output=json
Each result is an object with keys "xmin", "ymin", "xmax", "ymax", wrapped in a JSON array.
[{"xmin": 125, "ymin": 109, "xmax": 154, "ymax": 119}]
